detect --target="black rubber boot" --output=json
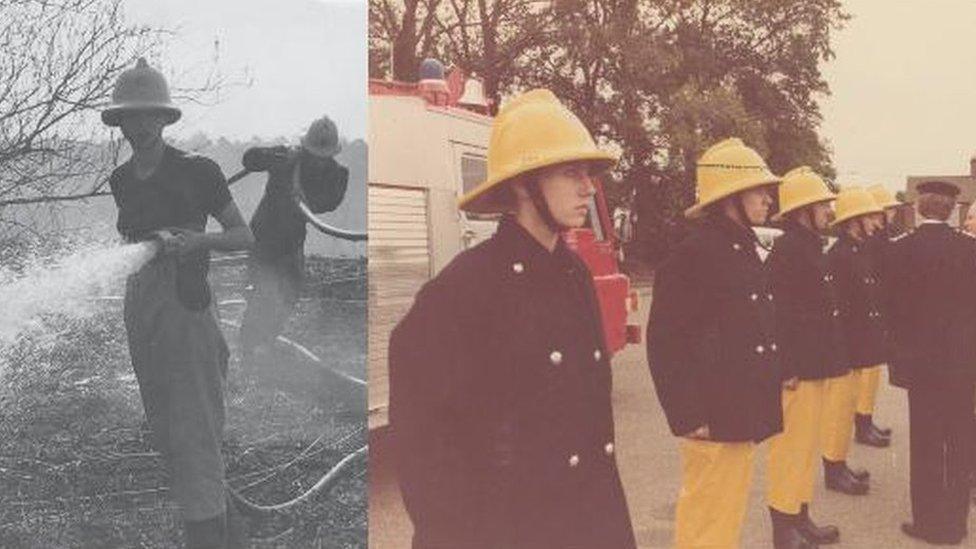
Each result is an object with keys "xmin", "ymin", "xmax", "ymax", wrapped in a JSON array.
[
  {"xmin": 798, "ymin": 504, "xmax": 840, "ymax": 545},
  {"xmin": 864, "ymin": 413, "xmax": 892, "ymax": 437},
  {"xmin": 855, "ymin": 414, "xmax": 890, "ymax": 447},
  {"xmin": 770, "ymin": 507, "xmax": 819, "ymax": 549},
  {"xmin": 844, "ymin": 461, "xmax": 870, "ymax": 482},
  {"xmin": 823, "ymin": 459, "xmax": 869, "ymax": 495}
]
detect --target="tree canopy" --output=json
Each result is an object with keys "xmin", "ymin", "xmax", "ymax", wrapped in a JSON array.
[{"xmin": 370, "ymin": 0, "xmax": 849, "ymax": 261}]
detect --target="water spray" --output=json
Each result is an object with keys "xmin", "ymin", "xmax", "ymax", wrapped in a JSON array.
[{"xmin": 0, "ymin": 238, "xmax": 160, "ymax": 350}]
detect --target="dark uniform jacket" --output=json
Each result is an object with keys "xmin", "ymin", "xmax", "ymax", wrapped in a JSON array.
[
  {"xmin": 243, "ymin": 146, "xmax": 348, "ymax": 260},
  {"xmin": 884, "ymin": 222, "xmax": 976, "ymax": 388},
  {"xmin": 767, "ymin": 221, "xmax": 849, "ymax": 381},
  {"xmin": 647, "ymin": 215, "xmax": 783, "ymax": 443},
  {"xmin": 827, "ymin": 234, "xmax": 888, "ymax": 369},
  {"xmin": 388, "ymin": 217, "xmax": 636, "ymax": 549}
]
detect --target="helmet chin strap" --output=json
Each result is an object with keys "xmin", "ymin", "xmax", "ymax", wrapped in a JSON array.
[
  {"xmin": 526, "ymin": 179, "xmax": 567, "ymax": 233},
  {"xmin": 735, "ymin": 194, "xmax": 752, "ymax": 227}
]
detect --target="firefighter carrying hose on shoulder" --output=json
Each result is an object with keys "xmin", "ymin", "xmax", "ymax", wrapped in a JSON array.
[
  {"xmin": 103, "ymin": 58, "xmax": 253, "ymax": 548},
  {"xmin": 765, "ymin": 167, "xmax": 846, "ymax": 547},
  {"xmin": 647, "ymin": 138, "xmax": 791, "ymax": 548},
  {"xmin": 239, "ymin": 116, "xmax": 349, "ymax": 369},
  {"xmin": 820, "ymin": 187, "xmax": 886, "ymax": 496},
  {"xmin": 388, "ymin": 89, "xmax": 636, "ymax": 549}
]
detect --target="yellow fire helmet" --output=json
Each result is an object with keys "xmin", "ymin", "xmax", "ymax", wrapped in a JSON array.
[
  {"xmin": 685, "ymin": 138, "xmax": 781, "ymax": 218},
  {"xmin": 458, "ymin": 89, "xmax": 618, "ymax": 214},
  {"xmin": 866, "ymin": 184, "xmax": 901, "ymax": 209},
  {"xmin": 101, "ymin": 58, "xmax": 181, "ymax": 127},
  {"xmin": 831, "ymin": 186, "xmax": 884, "ymax": 227},
  {"xmin": 773, "ymin": 166, "xmax": 836, "ymax": 221}
]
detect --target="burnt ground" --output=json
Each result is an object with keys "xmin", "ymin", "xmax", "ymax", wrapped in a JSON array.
[{"xmin": 0, "ymin": 255, "xmax": 367, "ymax": 549}]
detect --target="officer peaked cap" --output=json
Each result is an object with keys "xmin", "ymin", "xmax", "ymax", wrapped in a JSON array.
[{"xmin": 917, "ymin": 180, "xmax": 960, "ymax": 198}]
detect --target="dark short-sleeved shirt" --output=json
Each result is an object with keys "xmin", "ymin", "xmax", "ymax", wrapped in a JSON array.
[
  {"xmin": 109, "ymin": 145, "xmax": 232, "ymax": 309},
  {"xmin": 109, "ymin": 145, "xmax": 232, "ymax": 239}
]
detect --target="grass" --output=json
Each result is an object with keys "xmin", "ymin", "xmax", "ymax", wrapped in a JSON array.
[{"xmin": 0, "ymin": 255, "xmax": 366, "ymax": 549}]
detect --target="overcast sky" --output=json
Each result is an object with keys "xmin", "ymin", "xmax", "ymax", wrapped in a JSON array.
[
  {"xmin": 122, "ymin": 0, "xmax": 366, "ymax": 141},
  {"xmin": 820, "ymin": 0, "xmax": 976, "ymax": 191}
]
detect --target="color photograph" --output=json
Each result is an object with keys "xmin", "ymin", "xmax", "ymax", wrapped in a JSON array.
[{"xmin": 368, "ymin": 1, "xmax": 976, "ymax": 548}]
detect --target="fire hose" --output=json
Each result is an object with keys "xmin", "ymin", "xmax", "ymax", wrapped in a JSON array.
[
  {"xmin": 0, "ymin": 168, "xmax": 369, "ymax": 242},
  {"xmin": 221, "ymin": 314, "xmax": 367, "ymax": 515},
  {"xmin": 86, "ymin": 277, "xmax": 368, "ymax": 516}
]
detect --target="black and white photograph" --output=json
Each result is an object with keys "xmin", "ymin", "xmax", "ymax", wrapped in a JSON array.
[{"xmin": 0, "ymin": 1, "xmax": 367, "ymax": 547}]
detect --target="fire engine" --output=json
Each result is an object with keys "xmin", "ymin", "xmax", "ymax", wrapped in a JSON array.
[{"xmin": 367, "ymin": 70, "xmax": 640, "ymax": 430}]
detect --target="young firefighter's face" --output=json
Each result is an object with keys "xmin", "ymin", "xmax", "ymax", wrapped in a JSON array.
[
  {"xmin": 809, "ymin": 200, "xmax": 834, "ymax": 231},
  {"xmin": 536, "ymin": 161, "xmax": 597, "ymax": 229},
  {"xmin": 739, "ymin": 185, "xmax": 775, "ymax": 225},
  {"xmin": 865, "ymin": 212, "xmax": 885, "ymax": 235},
  {"xmin": 119, "ymin": 111, "xmax": 168, "ymax": 152}
]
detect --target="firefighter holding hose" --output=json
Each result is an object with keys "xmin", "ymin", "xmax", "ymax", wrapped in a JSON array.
[
  {"xmin": 646, "ymin": 138, "xmax": 791, "ymax": 548},
  {"xmin": 103, "ymin": 58, "xmax": 253, "ymax": 548},
  {"xmin": 239, "ymin": 115, "xmax": 349, "ymax": 370},
  {"xmin": 388, "ymin": 89, "xmax": 636, "ymax": 548}
]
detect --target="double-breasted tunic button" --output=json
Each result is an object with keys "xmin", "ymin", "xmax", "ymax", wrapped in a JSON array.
[
  {"xmin": 512, "ymin": 262, "xmax": 525, "ymax": 274},
  {"xmin": 750, "ymin": 293, "xmax": 759, "ymax": 301},
  {"xmin": 549, "ymin": 350, "xmax": 563, "ymax": 365},
  {"xmin": 756, "ymin": 345, "xmax": 765, "ymax": 354},
  {"xmin": 568, "ymin": 454, "xmax": 580, "ymax": 467},
  {"xmin": 733, "ymin": 243, "xmax": 742, "ymax": 251},
  {"xmin": 770, "ymin": 342, "xmax": 778, "ymax": 352},
  {"xmin": 832, "ymin": 309, "xmax": 840, "ymax": 317},
  {"xmin": 593, "ymin": 349, "xmax": 602, "ymax": 361},
  {"xmin": 766, "ymin": 293, "xmax": 774, "ymax": 301},
  {"xmin": 604, "ymin": 442, "xmax": 615, "ymax": 455}
]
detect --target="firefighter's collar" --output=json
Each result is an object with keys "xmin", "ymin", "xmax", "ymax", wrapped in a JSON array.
[{"xmin": 495, "ymin": 216, "xmax": 574, "ymax": 274}]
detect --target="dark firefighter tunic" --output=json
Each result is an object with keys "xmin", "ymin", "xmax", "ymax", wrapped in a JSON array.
[
  {"xmin": 826, "ymin": 235, "xmax": 888, "ymax": 369},
  {"xmin": 884, "ymin": 222, "xmax": 976, "ymax": 537},
  {"xmin": 109, "ymin": 145, "xmax": 232, "ymax": 520},
  {"xmin": 388, "ymin": 216, "xmax": 636, "ymax": 549},
  {"xmin": 647, "ymin": 215, "xmax": 783, "ymax": 442},
  {"xmin": 767, "ymin": 221, "xmax": 849, "ymax": 381}
]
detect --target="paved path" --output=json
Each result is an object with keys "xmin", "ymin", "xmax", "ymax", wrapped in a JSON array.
[{"xmin": 368, "ymin": 288, "xmax": 976, "ymax": 548}]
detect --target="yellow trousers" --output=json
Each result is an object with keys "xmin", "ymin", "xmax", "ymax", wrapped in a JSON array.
[
  {"xmin": 767, "ymin": 380, "xmax": 825, "ymax": 514},
  {"xmin": 822, "ymin": 367, "xmax": 881, "ymax": 461},
  {"xmin": 675, "ymin": 439, "xmax": 755, "ymax": 549},
  {"xmin": 855, "ymin": 365, "xmax": 883, "ymax": 415}
]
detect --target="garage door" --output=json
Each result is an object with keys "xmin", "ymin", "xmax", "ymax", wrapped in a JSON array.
[{"xmin": 368, "ymin": 184, "xmax": 430, "ymax": 429}]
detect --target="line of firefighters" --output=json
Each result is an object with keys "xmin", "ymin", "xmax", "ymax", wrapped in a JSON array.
[{"xmin": 387, "ymin": 87, "xmax": 976, "ymax": 549}]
